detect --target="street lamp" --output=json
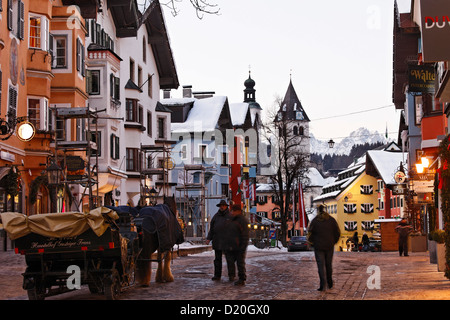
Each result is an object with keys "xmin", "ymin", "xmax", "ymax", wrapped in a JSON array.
[
  {"xmin": 328, "ymin": 139, "xmax": 335, "ymax": 148},
  {"xmin": 149, "ymin": 186, "xmax": 158, "ymax": 206},
  {"xmin": 47, "ymin": 160, "xmax": 62, "ymax": 185},
  {"xmin": 16, "ymin": 121, "xmax": 35, "ymax": 142}
]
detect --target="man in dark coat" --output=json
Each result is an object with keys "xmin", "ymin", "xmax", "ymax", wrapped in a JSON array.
[
  {"xmin": 395, "ymin": 219, "xmax": 413, "ymax": 256},
  {"xmin": 206, "ymin": 200, "xmax": 232, "ymax": 281},
  {"xmin": 224, "ymin": 204, "xmax": 249, "ymax": 286},
  {"xmin": 307, "ymin": 205, "xmax": 341, "ymax": 291}
]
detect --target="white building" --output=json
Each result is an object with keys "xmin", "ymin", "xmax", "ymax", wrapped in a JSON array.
[{"xmin": 85, "ymin": 1, "xmax": 178, "ymax": 207}]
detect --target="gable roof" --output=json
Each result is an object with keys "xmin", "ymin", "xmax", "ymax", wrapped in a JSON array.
[
  {"xmin": 276, "ymin": 80, "xmax": 310, "ymax": 122},
  {"xmin": 229, "ymin": 103, "xmax": 254, "ymax": 128},
  {"xmin": 168, "ymin": 96, "xmax": 232, "ymax": 133},
  {"xmin": 365, "ymin": 150, "xmax": 405, "ymax": 186}
]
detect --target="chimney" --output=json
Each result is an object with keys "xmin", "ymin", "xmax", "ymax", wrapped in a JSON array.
[
  {"xmin": 183, "ymin": 85, "xmax": 192, "ymax": 98},
  {"xmin": 163, "ymin": 89, "xmax": 171, "ymax": 99}
]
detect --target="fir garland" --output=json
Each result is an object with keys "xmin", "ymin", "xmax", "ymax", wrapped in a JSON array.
[{"xmin": 438, "ymin": 134, "xmax": 450, "ymax": 279}]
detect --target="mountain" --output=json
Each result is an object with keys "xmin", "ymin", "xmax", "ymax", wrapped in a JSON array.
[{"xmin": 310, "ymin": 127, "xmax": 390, "ymax": 156}]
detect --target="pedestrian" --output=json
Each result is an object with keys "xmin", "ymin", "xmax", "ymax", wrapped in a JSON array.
[
  {"xmin": 206, "ymin": 200, "xmax": 232, "ymax": 281},
  {"xmin": 362, "ymin": 232, "xmax": 370, "ymax": 252},
  {"xmin": 307, "ymin": 205, "xmax": 341, "ymax": 291},
  {"xmin": 395, "ymin": 218, "xmax": 413, "ymax": 256},
  {"xmin": 224, "ymin": 204, "xmax": 249, "ymax": 286},
  {"xmin": 352, "ymin": 231, "xmax": 359, "ymax": 251}
]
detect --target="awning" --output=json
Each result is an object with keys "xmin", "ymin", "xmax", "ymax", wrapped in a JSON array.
[{"xmin": 94, "ymin": 167, "xmax": 127, "ymax": 195}]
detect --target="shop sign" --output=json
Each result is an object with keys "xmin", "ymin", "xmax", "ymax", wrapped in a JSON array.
[
  {"xmin": 408, "ymin": 65, "xmax": 436, "ymax": 93},
  {"xmin": 392, "ymin": 184, "xmax": 407, "ymax": 195},
  {"xmin": 420, "ymin": 0, "xmax": 450, "ymax": 61}
]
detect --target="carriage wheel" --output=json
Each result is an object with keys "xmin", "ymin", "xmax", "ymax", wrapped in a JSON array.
[
  {"xmin": 27, "ymin": 283, "xmax": 46, "ymax": 300},
  {"xmin": 104, "ymin": 269, "xmax": 121, "ymax": 300}
]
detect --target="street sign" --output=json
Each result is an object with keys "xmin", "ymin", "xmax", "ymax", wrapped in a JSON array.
[
  {"xmin": 394, "ymin": 170, "xmax": 406, "ymax": 184},
  {"xmin": 392, "ymin": 184, "xmax": 407, "ymax": 195},
  {"xmin": 269, "ymin": 229, "xmax": 276, "ymax": 240}
]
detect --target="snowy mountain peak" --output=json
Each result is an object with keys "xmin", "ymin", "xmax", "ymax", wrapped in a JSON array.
[{"xmin": 311, "ymin": 127, "xmax": 389, "ymax": 156}]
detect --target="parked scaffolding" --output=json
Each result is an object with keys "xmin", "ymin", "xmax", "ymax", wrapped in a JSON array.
[
  {"xmin": 53, "ymin": 106, "xmax": 100, "ymax": 212},
  {"xmin": 176, "ymin": 164, "xmax": 227, "ymax": 241},
  {"xmin": 139, "ymin": 143, "xmax": 173, "ymax": 205}
]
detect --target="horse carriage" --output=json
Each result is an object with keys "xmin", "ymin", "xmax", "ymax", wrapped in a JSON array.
[{"xmin": 1, "ymin": 203, "xmax": 183, "ymax": 300}]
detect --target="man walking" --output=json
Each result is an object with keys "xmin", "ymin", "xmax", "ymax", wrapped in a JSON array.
[
  {"xmin": 224, "ymin": 204, "xmax": 249, "ymax": 286},
  {"xmin": 206, "ymin": 200, "xmax": 232, "ymax": 281},
  {"xmin": 308, "ymin": 205, "xmax": 341, "ymax": 291},
  {"xmin": 395, "ymin": 218, "xmax": 413, "ymax": 256}
]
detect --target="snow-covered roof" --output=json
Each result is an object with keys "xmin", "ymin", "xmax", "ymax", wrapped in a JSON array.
[
  {"xmin": 161, "ymin": 97, "xmax": 196, "ymax": 105},
  {"xmin": 366, "ymin": 150, "xmax": 405, "ymax": 185},
  {"xmin": 306, "ymin": 167, "xmax": 335, "ymax": 187},
  {"xmin": 229, "ymin": 103, "xmax": 249, "ymax": 126},
  {"xmin": 169, "ymin": 96, "xmax": 227, "ymax": 133}
]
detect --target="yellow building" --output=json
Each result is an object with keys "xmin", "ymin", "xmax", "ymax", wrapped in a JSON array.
[{"xmin": 313, "ymin": 156, "xmax": 379, "ymax": 251}]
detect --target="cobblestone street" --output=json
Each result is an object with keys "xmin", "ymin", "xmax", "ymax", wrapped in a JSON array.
[{"xmin": 1, "ymin": 245, "xmax": 450, "ymax": 301}]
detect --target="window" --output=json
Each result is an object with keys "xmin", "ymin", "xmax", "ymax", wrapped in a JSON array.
[
  {"xmin": 90, "ymin": 131, "xmax": 101, "ymax": 157},
  {"xmin": 143, "ymin": 37, "xmax": 146, "ymax": 63},
  {"xmin": 138, "ymin": 66, "xmax": 143, "ymax": 88},
  {"xmin": 198, "ymin": 144, "xmax": 207, "ymax": 163},
  {"xmin": 360, "ymin": 185, "xmax": 373, "ymax": 195},
  {"xmin": 221, "ymin": 184, "xmax": 229, "ymax": 197},
  {"xmin": 28, "ymin": 97, "xmax": 49, "ymax": 131},
  {"xmin": 53, "ymin": 35, "xmax": 67, "ymax": 68},
  {"xmin": 130, "ymin": 58, "xmax": 135, "ymax": 83},
  {"xmin": 29, "ymin": 15, "xmax": 49, "ymax": 49},
  {"xmin": 76, "ymin": 38, "xmax": 85, "ymax": 76},
  {"xmin": 126, "ymin": 99, "xmax": 138, "ymax": 122},
  {"xmin": 180, "ymin": 144, "xmax": 188, "ymax": 160},
  {"xmin": 158, "ymin": 117, "xmax": 166, "ymax": 139},
  {"xmin": 110, "ymin": 134, "xmax": 120, "ymax": 160},
  {"xmin": 361, "ymin": 221, "xmax": 374, "ymax": 231},
  {"xmin": 344, "ymin": 221, "xmax": 357, "ymax": 231},
  {"xmin": 361, "ymin": 203, "xmax": 374, "ymax": 213},
  {"xmin": 293, "ymin": 126, "xmax": 298, "ymax": 136},
  {"xmin": 86, "ymin": 70, "xmax": 100, "ymax": 95},
  {"xmin": 126, "ymin": 148, "xmax": 140, "ymax": 171},
  {"xmin": 344, "ymin": 203, "xmax": 357, "ymax": 214},
  {"xmin": 8, "ymin": 0, "xmax": 24, "ymax": 39},
  {"xmin": 299, "ymin": 126, "xmax": 304, "ymax": 135},
  {"xmin": 378, "ymin": 198, "xmax": 384, "ymax": 210},
  {"xmin": 8, "ymin": 86, "xmax": 17, "ymax": 120},
  {"xmin": 415, "ymin": 95, "xmax": 423, "ymax": 126},
  {"xmin": 110, "ymin": 73, "xmax": 120, "ymax": 101}
]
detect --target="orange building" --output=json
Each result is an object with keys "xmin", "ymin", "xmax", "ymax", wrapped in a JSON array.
[{"xmin": 0, "ymin": 1, "xmax": 91, "ymax": 215}]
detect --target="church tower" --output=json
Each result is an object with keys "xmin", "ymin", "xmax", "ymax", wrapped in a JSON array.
[
  {"xmin": 243, "ymin": 71, "xmax": 262, "ymax": 128},
  {"xmin": 275, "ymin": 78, "xmax": 311, "ymax": 156}
]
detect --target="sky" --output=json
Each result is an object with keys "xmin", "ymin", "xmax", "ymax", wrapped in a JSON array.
[{"xmin": 151, "ymin": 0, "xmax": 412, "ymax": 142}]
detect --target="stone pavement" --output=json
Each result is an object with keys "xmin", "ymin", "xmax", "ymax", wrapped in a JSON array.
[{"xmin": 1, "ymin": 245, "xmax": 450, "ymax": 301}]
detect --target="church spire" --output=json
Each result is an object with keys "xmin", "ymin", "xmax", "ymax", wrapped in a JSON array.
[{"xmin": 244, "ymin": 70, "xmax": 256, "ymax": 103}]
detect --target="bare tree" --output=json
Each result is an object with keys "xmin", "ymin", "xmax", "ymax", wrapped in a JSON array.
[
  {"xmin": 138, "ymin": 0, "xmax": 220, "ymax": 19},
  {"xmin": 261, "ymin": 96, "xmax": 310, "ymax": 246}
]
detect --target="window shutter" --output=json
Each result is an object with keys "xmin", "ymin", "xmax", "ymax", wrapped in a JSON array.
[
  {"xmin": 18, "ymin": 0, "xmax": 24, "ymax": 40},
  {"xmin": 7, "ymin": 0, "xmax": 12, "ymax": 31},
  {"xmin": 115, "ymin": 136, "xmax": 119, "ymax": 160},
  {"xmin": 81, "ymin": 44, "xmax": 85, "ymax": 77},
  {"xmin": 110, "ymin": 134, "xmax": 114, "ymax": 158},
  {"xmin": 110, "ymin": 73, "xmax": 114, "ymax": 97},
  {"xmin": 76, "ymin": 39, "xmax": 80, "ymax": 71},
  {"xmin": 49, "ymin": 33, "xmax": 54, "ymax": 65},
  {"xmin": 114, "ymin": 76, "xmax": 120, "ymax": 100}
]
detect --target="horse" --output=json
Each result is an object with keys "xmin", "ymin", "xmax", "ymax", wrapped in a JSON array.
[{"xmin": 107, "ymin": 196, "xmax": 184, "ymax": 286}]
